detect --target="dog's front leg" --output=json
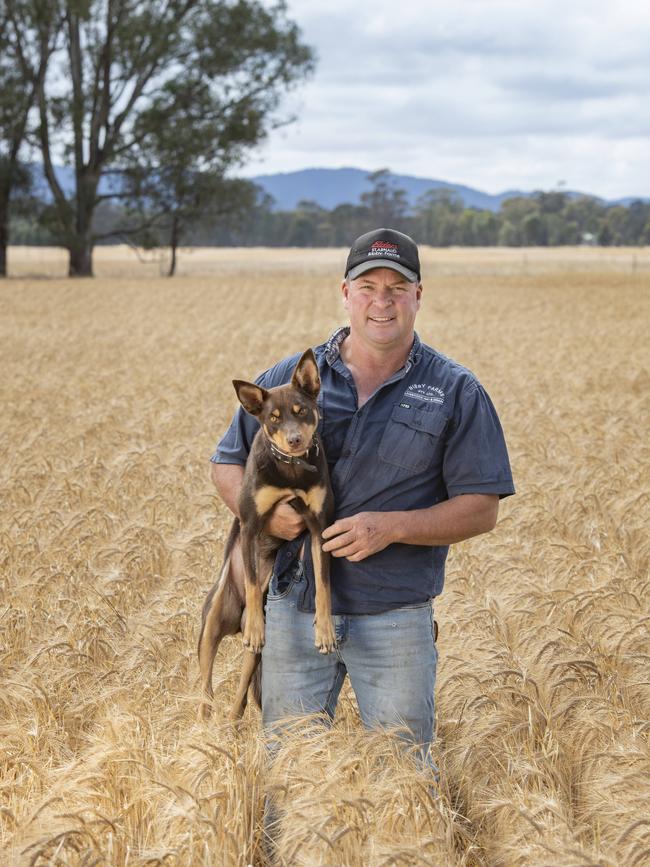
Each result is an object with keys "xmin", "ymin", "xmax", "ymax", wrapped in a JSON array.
[
  {"xmin": 241, "ymin": 527, "xmax": 265, "ymax": 654},
  {"xmin": 307, "ymin": 516, "xmax": 336, "ymax": 654}
]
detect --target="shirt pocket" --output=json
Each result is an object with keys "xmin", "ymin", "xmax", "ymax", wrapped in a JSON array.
[{"xmin": 378, "ymin": 404, "xmax": 449, "ymax": 472}]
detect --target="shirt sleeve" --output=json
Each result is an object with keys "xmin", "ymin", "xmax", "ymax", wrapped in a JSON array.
[
  {"xmin": 442, "ymin": 380, "xmax": 515, "ymax": 499},
  {"xmin": 210, "ymin": 353, "xmax": 302, "ymax": 465}
]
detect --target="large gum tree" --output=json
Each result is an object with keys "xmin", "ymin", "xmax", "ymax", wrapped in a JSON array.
[
  {"xmin": 25, "ymin": 0, "xmax": 313, "ymax": 277},
  {"xmin": 0, "ymin": 0, "xmax": 60, "ymax": 277}
]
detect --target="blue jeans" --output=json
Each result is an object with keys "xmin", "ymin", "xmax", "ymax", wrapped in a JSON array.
[{"xmin": 261, "ymin": 561, "xmax": 438, "ymax": 766}]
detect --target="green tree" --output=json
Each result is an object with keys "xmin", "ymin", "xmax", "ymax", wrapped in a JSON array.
[
  {"xmin": 31, "ymin": 0, "xmax": 312, "ymax": 276},
  {"xmin": 0, "ymin": 0, "xmax": 59, "ymax": 276},
  {"xmin": 522, "ymin": 212, "xmax": 548, "ymax": 246},
  {"xmin": 457, "ymin": 210, "xmax": 477, "ymax": 245},
  {"xmin": 361, "ymin": 169, "xmax": 408, "ymax": 227},
  {"xmin": 535, "ymin": 190, "xmax": 568, "ymax": 215},
  {"xmin": 598, "ymin": 222, "xmax": 613, "ymax": 246},
  {"xmin": 474, "ymin": 210, "xmax": 500, "ymax": 246},
  {"xmin": 500, "ymin": 196, "xmax": 538, "ymax": 228},
  {"xmin": 122, "ymin": 67, "xmax": 292, "ymax": 274},
  {"xmin": 412, "ymin": 189, "xmax": 463, "ymax": 246},
  {"xmin": 498, "ymin": 219, "xmax": 520, "ymax": 246},
  {"xmin": 642, "ymin": 219, "xmax": 650, "ymax": 246},
  {"xmin": 564, "ymin": 196, "xmax": 603, "ymax": 238}
]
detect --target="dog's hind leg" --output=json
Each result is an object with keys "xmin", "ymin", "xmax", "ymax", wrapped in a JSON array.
[
  {"xmin": 230, "ymin": 649, "xmax": 261, "ymax": 720},
  {"xmin": 229, "ymin": 551, "xmax": 272, "ymax": 719},
  {"xmin": 250, "ymin": 660, "xmax": 262, "ymax": 710},
  {"xmin": 198, "ymin": 585, "xmax": 227, "ymax": 720},
  {"xmin": 197, "ymin": 530, "xmax": 244, "ymax": 720}
]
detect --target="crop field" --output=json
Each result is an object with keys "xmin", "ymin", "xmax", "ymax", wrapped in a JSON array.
[{"xmin": 1, "ymin": 245, "xmax": 649, "ymax": 866}]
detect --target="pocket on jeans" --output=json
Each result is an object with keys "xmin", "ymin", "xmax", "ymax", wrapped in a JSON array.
[{"xmin": 267, "ymin": 560, "xmax": 303, "ymax": 601}]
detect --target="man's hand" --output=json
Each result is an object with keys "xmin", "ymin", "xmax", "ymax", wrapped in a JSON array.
[
  {"xmin": 321, "ymin": 496, "xmax": 500, "ymax": 561},
  {"xmin": 264, "ymin": 497, "xmax": 306, "ymax": 540},
  {"xmin": 322, "ymin": 512, "xmax": 393, "ymax": 561}
]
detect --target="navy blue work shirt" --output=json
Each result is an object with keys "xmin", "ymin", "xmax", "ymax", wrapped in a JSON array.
[{"xmin": 211, "ymin": 327, "xmax": 515, "ymax": 615}]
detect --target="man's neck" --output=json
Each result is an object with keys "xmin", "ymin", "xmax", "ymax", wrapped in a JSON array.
[{"xmin": 340, "ymin": 331, "xmax": 413, "ymax": 379}]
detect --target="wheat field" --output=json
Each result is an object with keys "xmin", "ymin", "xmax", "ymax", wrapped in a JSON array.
[{"xmin": 1, "ymin": 245, "xmax": 649, "ymax": 866}]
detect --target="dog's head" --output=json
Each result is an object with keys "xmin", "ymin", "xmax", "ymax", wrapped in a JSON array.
[{"xmin": 233, "ymin": 349, "xmax": 320, "ymax": 456}]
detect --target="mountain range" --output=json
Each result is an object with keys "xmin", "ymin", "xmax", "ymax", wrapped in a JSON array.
[
  {"xmin": 249, "ymin": 167, "xmax": 646, "ymax": 212},
  {"xmin": 29, "ymin": 164, "xmax": 647, "ymax": 213}
]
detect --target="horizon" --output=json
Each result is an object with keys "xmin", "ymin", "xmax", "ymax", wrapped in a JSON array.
[{"xmin": 246, "ymin": 164, "xmax": 644, "ymax": 202}]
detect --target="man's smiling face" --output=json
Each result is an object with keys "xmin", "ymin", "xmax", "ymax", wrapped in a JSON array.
[{"xmin": 341, "ymin": 267, "xmax": 422, "ymax": 351}]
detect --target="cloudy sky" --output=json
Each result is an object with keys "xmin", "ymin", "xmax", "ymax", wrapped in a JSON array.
[{"xmin": 241, "ymin": 0, "xmax": 650, "ymax": 199}]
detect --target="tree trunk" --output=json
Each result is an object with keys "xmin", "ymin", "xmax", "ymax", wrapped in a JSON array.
[
  {"xmin": 167, "ymin": 215, "xmax": 179, "ymax": 277},
  {"xmin": 0, "ymin": 180, "xmax": 10, "ymax": 278},
  {"xmin": 68, "ymin": 237, "xmax": 94, "ymax": 277},
  {"xmin": 67, "ymin": 173, "xmax": 97, "ymax": 277},
  {"xmin": 0, "ymin": 211, "xmax": 7, "ymax": 279}
]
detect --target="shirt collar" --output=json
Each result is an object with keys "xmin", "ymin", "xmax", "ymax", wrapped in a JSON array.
[{"xmin": 325, "ymin": 326, "xmax": 422, "ymax": 367}]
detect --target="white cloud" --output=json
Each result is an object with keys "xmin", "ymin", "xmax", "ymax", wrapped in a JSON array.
[{"xmin": 244, "ymin": 0, "xmax": 650, "ymax": 198}]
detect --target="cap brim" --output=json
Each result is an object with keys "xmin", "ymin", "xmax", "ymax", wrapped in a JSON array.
[{"xmin": 346, "ymin": 260, "xmax": 419, "ymax": 283}]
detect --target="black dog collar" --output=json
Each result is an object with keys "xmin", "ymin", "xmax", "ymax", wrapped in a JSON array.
[{"xmin": 268, "ymin": 438, "xmax": 319, "ymax": 472}]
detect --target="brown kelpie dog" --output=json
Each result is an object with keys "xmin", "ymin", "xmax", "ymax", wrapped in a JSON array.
[{"xmin": 198, "ymin": 349, "xmax": 336, "ymax": 720}]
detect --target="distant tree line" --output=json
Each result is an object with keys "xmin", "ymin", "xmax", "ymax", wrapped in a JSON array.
[
  {"xmin": 204, "ymin": 171, "xmax": 650, "ymax": 248},
  {"xmin": 12, "ymin": 168, "xmax": 650, "ymax": 257}
]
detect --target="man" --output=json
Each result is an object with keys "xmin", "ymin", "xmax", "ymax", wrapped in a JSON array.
[{"xmin": 210, "ymin": 227, "xmax": 515, "ymax": 764}]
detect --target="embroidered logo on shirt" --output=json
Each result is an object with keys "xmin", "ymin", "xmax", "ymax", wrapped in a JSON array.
[{"xmin": 404, "ymin": 383, "xmax": 445, "ymax": 404}]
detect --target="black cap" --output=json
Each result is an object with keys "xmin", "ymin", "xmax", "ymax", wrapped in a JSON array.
[{"xmin": 345, "ymin": 228, "xmax": 421, "ymax": 282}]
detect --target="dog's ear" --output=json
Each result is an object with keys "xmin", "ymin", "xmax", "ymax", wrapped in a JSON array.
[
  {"xmin": 291, "ymin": 349, "xmax": 320, "ymax": 398},
  {"xmin": 232, "ymin": 380, "xmax": 269, "ymax": 416}
]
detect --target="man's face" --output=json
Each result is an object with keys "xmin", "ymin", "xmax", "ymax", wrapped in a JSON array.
[{"xmin": 341, "ymin": 267, "xmax": 422, "ymax": 350}]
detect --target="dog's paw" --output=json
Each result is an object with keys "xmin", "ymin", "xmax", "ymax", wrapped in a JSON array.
[
  {"xmin": 243, "ymin": 629, "xmax": 265, "ymax": 655},
  {"xmin": 314, "ymin": 619, "xmax": 337, "ymax": 654}
]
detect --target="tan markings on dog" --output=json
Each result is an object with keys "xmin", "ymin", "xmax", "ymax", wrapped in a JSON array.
[
  {"xmin": 243, "ymin": 581, "xmax": 265, "ymax": 653},
  {"xmin": 272, "ymin": 430, "xmax": 293, "ymax": 452},
  {"xmin": 311, "ymin": 535, "xmax": 336, "ymax": 652},
  {"xmin": 295, "ymin": 484, "xmax": 327, "ymax": 515},
  {"xmin": 292, "ymin": 404, "xmax": 302, "ymax": 414},
  {"xmin": 254, "ymin": 485, "xmax": 294, "ymax": 516},
  {"xmin": 272, "ymin": 428, "xmax": 313, "ymax": 453}
]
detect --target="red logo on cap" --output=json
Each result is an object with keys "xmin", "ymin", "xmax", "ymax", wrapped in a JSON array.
[{"xmin": 371, "ymin": 241, "xmax": 398, "ymax": 251}]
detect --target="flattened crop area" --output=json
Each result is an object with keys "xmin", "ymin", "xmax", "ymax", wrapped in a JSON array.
[{"xmin": 1, "ymin": 247, "xmax": 649, "ymax": 866}]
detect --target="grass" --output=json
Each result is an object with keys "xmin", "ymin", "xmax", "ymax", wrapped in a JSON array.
[{"xmin": 1, "ymin": 245, "xmax": 649, "ymax": 865}]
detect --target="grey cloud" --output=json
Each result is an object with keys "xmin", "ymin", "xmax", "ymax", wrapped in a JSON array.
[{"xmin": 248, "ymin": 0, "xmax": 650, "ymax": 197}]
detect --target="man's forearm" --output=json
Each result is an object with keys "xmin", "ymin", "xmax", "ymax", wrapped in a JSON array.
[
  {"xmin": 210, "ymin": 462, "xmax": 244, "ymax": 517},
  {"xmin": 322, "ymin": 494, "xmax": 499, "ymax": 561},
  {"xmin": 389, "ymin": 494, "xmax": 499, "ymax": 546}
]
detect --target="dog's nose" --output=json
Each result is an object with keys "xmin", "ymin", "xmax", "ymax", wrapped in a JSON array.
[{"xmin": 287, "ymin": 432, "xmax": 303, "ymax": 447}]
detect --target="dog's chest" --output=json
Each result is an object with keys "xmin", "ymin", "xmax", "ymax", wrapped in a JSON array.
[{"xmin": 254, "ymin": 484, "xmax": 328, "ymax": 517}]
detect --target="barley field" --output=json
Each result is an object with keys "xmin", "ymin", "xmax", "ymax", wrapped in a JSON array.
[{"xmin": 1, "ymin": 245, "xmax": 649, "ymax": 866}]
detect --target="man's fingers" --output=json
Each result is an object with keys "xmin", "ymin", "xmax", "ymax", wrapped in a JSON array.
[
  {"xmin": 322, "ymin": 528, "xmax": 356, "ymax": 552},
  {"xmin": 322, "ymin": 519, "xmax": 353, "ymax": 540},
  {"xmin": 330, "ymin": 542, "xmax": 363, "ymax": 559},
  {"xmin": 345, "ymin": 551, "xmax": 367, "ymax": 562}
]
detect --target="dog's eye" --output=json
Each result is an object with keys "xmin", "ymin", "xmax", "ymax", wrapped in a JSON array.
[
  {"xmin": 270, "ymin": 413, "xmax": 280, "ymax": 423},
  {"xmin": 297, "ymin": 407, "xmax": 308, "ymax": 417}
]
